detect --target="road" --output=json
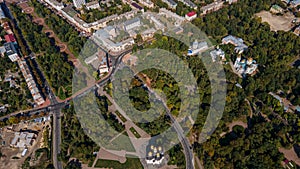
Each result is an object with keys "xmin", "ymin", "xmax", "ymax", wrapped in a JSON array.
[
  {"xmin": 0, "ymin": 48, "xmax": 130, "ymax": 169},
  {"xmin": 52, "ymin": 110, "xmax": 62, "ymax": 169},
  {"xmin": 135, "ymin": 75, "xmax": 195, "ymax": 169},
  {"xmin": 0, "ymin": 48, "xmax": 196, "ymax": 168},
  {"xmin": 1, "ymin": 2, "xmax": 195, "ymax": 166},
  {"xmin": 1, "ymin": 2, "xmax": 63, "ymax": 168}
]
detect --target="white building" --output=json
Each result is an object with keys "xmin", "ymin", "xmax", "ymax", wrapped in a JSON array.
[
  {"xmin": 222, "ymin": 35, "xmax": 248, "ymax": 54},
  {"xmin": 162, "ymin": 0, "xmax": 177, "ymax": 9},
  {"xmin": 43, "ymin": 0, "xmax": 64, "ymax": 10},
  {"xmin": 0, "ymin": 5, "xmax": 6, "ymax": 19},
  {"xmin": 146, "ymin": 145, "xmax": 164, "ymax": 165},
  {"xmin": 18, "ymin": 60, "xmax": 45, "ymax": 105},
  {"xmin": 210, "ymin": 47, "xmax": 225, "ymax": 62},
  {"xmin": 123, "ymin": 17, "xmax": 141, "ymax": 31},
  {"xmin": 185, "ymin": 11, "xmax": 197, "ymax": 21},
  {"xmin": 178, "ymin": 0, "xmax": 197, "ymax": 9},
  {"xmin": 73, "ymin": 0, "xmax": 86, "ymax": 8},
  {"xmin": 93, "ymin": 26, "xmax": 135, "ymax": 52},
  {"xmin": 291, "ymin": 0, "xmax": 300, "ymax": 7},
  {"xmin": 234, "ymin": 57, "xmax": 258, "ymax": 76},
  {"xmin": 159, "ymin": 8, "xmax": 185, "ymax": 24},
  {"xmin": 86, "ymin": 1, "xmax": 100, "ymax": 10},
  {"xmin": 187, "ymin": 40, "xmax": 208, "ymax": 56},
  {"xmin": 10, "ymin": 132, "xmax": 36, "ymax": 148},
  {"xmin": 139, "ymin": 0, "xmax": 154, "ymax": 8},
  {"xmin": 201, "ymin": 0, "xmax": 224, "ymax": 15},
  {"xmin": 4, "ymin": 42, "xmax": 19, "ymax": 62}
]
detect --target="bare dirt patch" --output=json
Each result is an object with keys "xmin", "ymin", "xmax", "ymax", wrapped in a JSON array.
[
  {"xmin": 58, "ymin": 43, "xmax": 67, "ymax": 52},
  {"xmin": 227, "ymin": 120, "xmax": 247, "ymax": 132},
  {"xmin": 255, "ymin": 11, "xmax": 295, "ymax": 32},
  {"xmin": 32, "ymin": 18, "xmax": 44, "ymax": 26},
  {"xmin": 44, "ymin": 30, "xmax": 55, "ymax": 38}
]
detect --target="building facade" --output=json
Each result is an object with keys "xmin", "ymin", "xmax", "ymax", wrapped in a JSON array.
[
  {"xmin": 73, "ymin": 0, "xmax": 86, "ymax": 8},
  {"xmin": 86, "ymin": 1, "xmax": 100, "ymax": 10}
]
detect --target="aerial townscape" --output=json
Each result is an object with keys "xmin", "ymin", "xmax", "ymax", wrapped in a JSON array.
[{"xmin": 0, "ymin": 0, "xmax": 299, "ymax": 168}]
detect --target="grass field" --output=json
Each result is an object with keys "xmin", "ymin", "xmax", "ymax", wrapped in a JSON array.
[
  {"xmin": 94, "ymin": 158, "xmax": 143, "ymax": 169},
  {"xmin": 110, "ymin": 132, "xmax": 136, "ymax": 152}
]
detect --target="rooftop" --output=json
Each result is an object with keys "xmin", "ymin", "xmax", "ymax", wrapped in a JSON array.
[
  {"xmin": 200, "ymin": 0, "xmax": 224, "ymax": 11},
  {"xmin": 124, "ymin": 17, "xmax": 141, "ymax": 27},
  {"xmin": 186, "ymin": 11, "xmax": 196, "ymax": 17},
  {"xmin": 86, "ymin": 0, "xmax": 99, "ymax": 6},
  {"xmin": 132, "ymin": 2, "xmax": 143, "ymax": 10},
  {"xmin": 4, "ymin": 34, "xmax": 16, "ymax": 43}
]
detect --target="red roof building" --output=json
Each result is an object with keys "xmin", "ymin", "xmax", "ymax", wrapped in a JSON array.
[
  {"xmin": 187, "ymin": 11, "xmax": 196, "ymax": 17},
  {"xmin": 185, "ymin": 11, "xmax": 197, "ymax": 21},
  {"xmin": 4, "ymin": 34, "xmax": 16, "ymax": 43}
]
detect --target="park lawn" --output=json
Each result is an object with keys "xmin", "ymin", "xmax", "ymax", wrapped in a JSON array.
[
  {"xmin": 94, "ymin": 158, "xmax": 143, "ymax": 169},
  {"xmin": 110, "ymin": 132, "xmax": 136, "ymax": 152}
]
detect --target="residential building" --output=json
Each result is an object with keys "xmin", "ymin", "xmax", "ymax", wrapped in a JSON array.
[
  {"xmin": 86, "ymin": 1, "xmax": 100, "ymax": 10},
  {"xmin": 233, "ymin": 56, "xmax": 258, "ymax": 76},
  {"xmin": 18, "ymin": 60, "xmax": 45, "ymax": 105},
  {"xmin": 131, "ymin": 2, "xmax": 143, "ymax": 10},
  {"xmin": 185, "ymin": 11, "xmax": 197, "ymax": 21},
  {"xmin": 10, "ymin": 131, "xmax": 36, "ymax": 148},
  {"xmin": 0, "ymin": 6, "xmax": 5, "ymax": 19},
  {"xmin": 4, "ymin": 34, "xmax": 16, "ymax": 43},
  {"xmin": 124, "ymin": 17, "xmax": 141, "ymax": 31},
  {"xmin": 2, "ymin": 22, "xmax": 12, "ymax": 34},
  {"xmin": 84, "ymin": 50, "xmax": 109, "ymax": 76},
  {"xmin": 0, "ymin": 46, "xmax": 6, "ymax": 56},
  {"xmin": 149, "ymin": 16, "xmax": 165, "ymax": 30},
  {"xmin": 226, "ymin": 0, "xmax": 238, "ymax": 4},
  {"xmin": 294, "ymin": 26, "xmax": 300, "ymax": 36},
  {"xmin": 4, "ymin": 42, "xmax": 19, "ymax": 62},
  {"xmin": 159, "ymin": 8, "xmax": 185, "ymax": 24},
  {"xmin": 201, "ymin": 0, "xmax": 224, "ymax": 15},
  {"xmin": 43, "ymin": 0, "xmax": 64, "ymax": 10},
  {"xmin": 141, "ymin": 28, "xmax": 156, "ymax": 40},
  {"xmin": 187, "ymin": 40, "xmax": 208, "ymax": 56},
  {"xmin": 162, "ymin": 0, "xmax": 177, "ymax": 9},
  {"xmin": 59, "ymin": 5, "xmax": 138, "ymax": 33},
  {"xmin": 210, "ymin": 47, "xmax": 225, "ymax": 62},
  {"xmin": 270, "ymin": 4, "xmax": 284, "ymax": 13},
  {"xmin": 281, "ymin": 0, "xmax": 290, "ymax": 3},
  {"xmin": 291, "ymin": 0, "xmax": 300, "ymax": 7},
  {"xmin": 178, "ymin": 0, "xmax": 197, "ymax": 9},
  {"xmin": 73, "ymin": 0, "xmax": 86, "ymax": 8},
  {"xmin": 139, "ymin": 0, "xmax": 154, "ymax": 8},
  {"xmin": 172, "ymin": 26, "xmax": 183, "ymax": 34},
  {"xmin": 222, "ymin": 35, "xmax": 248, "ymax": 54},
  {"xmin": 93, "ymin": 26, "xmax": 135, "ymax": 52}
]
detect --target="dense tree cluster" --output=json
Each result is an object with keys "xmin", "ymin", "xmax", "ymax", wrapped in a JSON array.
[
  {"xmin": 167, "ymin": 144, "xmax": 186, "ymax": 168},
  {"xmin": 11, "ymin": 5, "xmax": 74, "ymax": 99},
  {"xmin": 31, "ymin": 0, "xmax": 86, "ymax": 56},
  {"xmin": 60, "ymin": 103, "xmax": 100, "ymax": 167},
  {"xmin": 0, "ymin": 56, "xmax": 32, "ymax": 116},
  {"xmin": 129, "ymin": 78, "xmax": 151, "ymax": 112},
  {"xmin": 189, "ymin": 0, "xmax": 300, "ymax": 168},
  {"xmin": 96, "ymin": 94, "xmax": 125, "ymax": 133},
  {"xmin": 132, "ymin": 0, "xmax": 300, "ymax": 167}
]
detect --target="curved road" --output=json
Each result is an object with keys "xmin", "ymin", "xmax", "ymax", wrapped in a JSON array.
[{"xmin": 136, "ymin": 75, "xmax": 195, "ymax": 169}]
